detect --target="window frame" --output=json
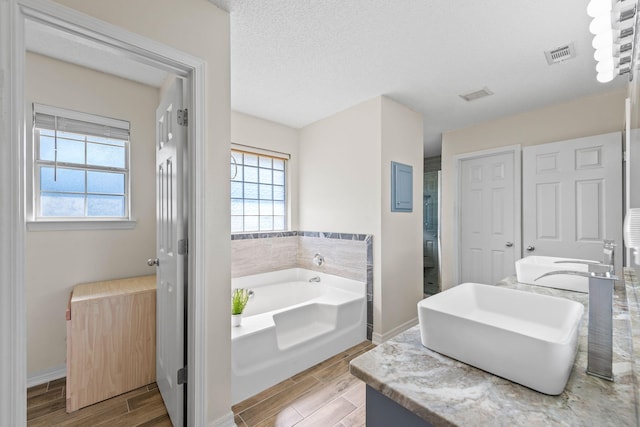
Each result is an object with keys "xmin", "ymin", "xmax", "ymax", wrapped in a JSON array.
[
  {"xmin": 231, "ymin": 146, "xmax": 289, "ymax": 234},
  {"xmin": 28, "ymin": 104, "xmax": 135, "ymax": 231}
]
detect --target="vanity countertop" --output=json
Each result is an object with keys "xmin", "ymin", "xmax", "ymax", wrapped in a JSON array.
[{"xmin": 349, "ymin": 270, "xmax": 640, "ymax": 426}]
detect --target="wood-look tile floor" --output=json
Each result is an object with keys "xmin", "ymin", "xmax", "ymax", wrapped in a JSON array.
[
  {"xmin": 27, "ymin": 380, "xmax": 171, "ymax": 427},
  {"xmin": 27, "ymin": 340, "xmax": 373, "ymax": 427},
  {"xmin": 233, "ymin": 341, "xmax": 374, "ymax": 427}
]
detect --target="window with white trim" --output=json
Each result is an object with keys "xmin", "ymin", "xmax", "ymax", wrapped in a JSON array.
[
  {"xmin": 32, "ymin": 104, "xmax": 131, "ymax": 220},
  {"xmin": 231, "ymin": 149, "xmax": 287, "ymax": 233}
]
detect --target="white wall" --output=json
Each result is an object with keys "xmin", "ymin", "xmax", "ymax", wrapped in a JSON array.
[
  {"xmin": 299, "ymin": 95, "xmax": 423, "ymax": 340},
  {"xmin": 53, "ymin": 0, "xmax": 231, "ymax": 423},
  {"xmin": 441, "ymin": 89, "xmax": 626, "ymax": 289},
  {"xmin": 231, "ymin": 111, "xmax": 300, "ymax": 229},
  {"xmin": 25, "ymin": 52, "xmax": 158, "ymax": 376}
]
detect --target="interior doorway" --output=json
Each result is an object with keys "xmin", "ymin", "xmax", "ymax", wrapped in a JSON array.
[
  {"xmin": 453, "ymin": 146, "xmax": 522, "ymax": 286},
  {"xmin": 522, "ymin": 132, "xmax": 623, "ymax": 274},
  {"xmin": 423, "ymin": 155, "xmax": 442, "ymax": 295},
  {"xmin": 2, "ymin": 2, "xmax": 209, "ymax": 425},
  {"xmin": 423, "ymin": 171, "xmax": 439, "ymax": 294}
]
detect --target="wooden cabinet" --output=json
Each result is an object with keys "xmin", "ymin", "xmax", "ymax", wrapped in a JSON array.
[{"xmin": 66, "ymin": 275, "xmax": 156, "ymax": 413}]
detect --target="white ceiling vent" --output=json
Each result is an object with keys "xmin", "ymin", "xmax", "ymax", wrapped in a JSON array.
[
  {"xmin": 545, "ymin": 43, "xmax": 576, "ymax": 65},
  {"xmin": 459, "ymin": 87, "xmax": 494, "ymax": 102}
]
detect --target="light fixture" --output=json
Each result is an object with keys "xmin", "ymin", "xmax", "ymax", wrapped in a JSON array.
[{"xmin": 588, "ymin": 0, "xmax": 638, "ymax": 83}]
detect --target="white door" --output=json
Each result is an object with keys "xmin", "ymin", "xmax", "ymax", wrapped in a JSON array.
[
  {"xmin": 458, "ymin": 150, "xmax": 518, "ymax": 285},
  {"xmin": 155, "ymin": 78, "xmax": 187, "ymax": 426},
  {"xmin": 523, "ymin": 132, "xmax": 623, "ymax": 274}
]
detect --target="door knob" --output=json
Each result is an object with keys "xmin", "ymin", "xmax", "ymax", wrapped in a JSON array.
[
  {"xmin": 505, "ymin": 242, "xmax": 513, "ymax": 247},
  {"xmin": 526, "ymin": 246, "xmax": 535, "ymax": 252},
  {"xmin": 147, "ymin": 258, "xmax": 159, "ymax": 266}
]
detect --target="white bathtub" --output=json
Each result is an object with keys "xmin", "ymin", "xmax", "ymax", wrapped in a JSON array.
[
  {"xmin": 231, "ymin": 268, "xmax": 366, "ymax": 404},
  {"xmin": 515, "ymin": 256, "xmax": 596, "ymax": 293}
]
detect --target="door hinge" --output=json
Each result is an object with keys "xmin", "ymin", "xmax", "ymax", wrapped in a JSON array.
[
  {"xmin": 177, "ymin": 366, "xmax": 188, "ymax": 385},
  {"xmin": 177, "ymin": 108, "xmax": 188, "ymax": 126},
  {"xmin": 178, "ymin": 239, "xmax": 188, "ymax": 255}
]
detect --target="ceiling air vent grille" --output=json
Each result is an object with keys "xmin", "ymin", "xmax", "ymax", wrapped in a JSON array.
[
  {"xmin": 545, "ymin": 43, "xmax": 576, "ymax": 65},
  {"xmin": 459, "ymin": 87, "xmax": 493, "ymax": 102}
]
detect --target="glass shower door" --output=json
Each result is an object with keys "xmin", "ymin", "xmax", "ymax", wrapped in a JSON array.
[{"xmin": 423, "ymin": 171, "xmax": 440, "ymax": 295}]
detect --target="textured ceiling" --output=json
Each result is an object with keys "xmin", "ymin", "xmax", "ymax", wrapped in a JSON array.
[{"xmin": 211, "ymin": 0, "xmax": 628, "ymax": 157}]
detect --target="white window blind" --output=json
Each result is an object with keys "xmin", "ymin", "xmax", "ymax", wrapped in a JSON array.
[
  {"xmin": 32, "ymin": 103, "xmax": 131, "ymax": 221},
  {"xmin": 33, "ymin": 103, "xmax": 130, "ymax": 139}
]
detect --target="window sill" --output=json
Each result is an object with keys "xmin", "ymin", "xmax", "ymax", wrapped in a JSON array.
[{"xmin": 27, "ymin": 219, "xmax": 137, "ymax": 232}]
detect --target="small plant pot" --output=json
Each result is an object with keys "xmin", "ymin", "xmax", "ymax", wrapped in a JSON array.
[{"xmin": 231, "ymin": 314, "xmax": 242, "ymax": 327}]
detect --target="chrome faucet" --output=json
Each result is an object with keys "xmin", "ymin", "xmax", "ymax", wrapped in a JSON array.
[
  {"xmin": 309, "ymin": 276, "xmax": 321, "ymax": 283},
  {"xmin": 553, "ymin": 239, "xmax": 616, "ymax": 271},
  {"xmin": 535, "ymin": 242, "xmax": 618, "ymax": 381}
]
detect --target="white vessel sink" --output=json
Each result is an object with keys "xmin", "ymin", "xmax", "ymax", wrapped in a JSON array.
[
  {"xmin": 515, "ymin": 256, "xmax": 596, "ymax": 293},
  {"xmin": 418, "ymin": 283, "xmax": 584, "ymax": 395}
]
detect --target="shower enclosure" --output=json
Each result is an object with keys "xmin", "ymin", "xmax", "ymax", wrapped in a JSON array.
[{"xmin": 423, "ymin": 167, "xmax": 441, "ymax": 295}]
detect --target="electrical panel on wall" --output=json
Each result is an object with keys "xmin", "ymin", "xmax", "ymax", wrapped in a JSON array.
[{"xmin": 391, "ymin": 161, "xmax": 413, "ymax": 212}]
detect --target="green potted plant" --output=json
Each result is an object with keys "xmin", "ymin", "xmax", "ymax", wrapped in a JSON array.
[{"xmin": 231, "ymin": 288, "xmax": 250, "ymax": 327}]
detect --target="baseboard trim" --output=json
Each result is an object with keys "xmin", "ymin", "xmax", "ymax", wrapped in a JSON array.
[
  {"xmin": 371, "ymin": 317, "xmax": 418, "ymax": 345},
  {"xmin": 209, "ymin": 410, "xmax": 236, "ymax": 427},
  {"xmin": 27, "ymin": 364, "xmax": 66, "ymax": 388}
]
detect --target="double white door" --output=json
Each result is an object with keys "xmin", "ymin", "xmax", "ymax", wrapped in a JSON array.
[{"xmin": 458, "ymin": 132, "xmax": 622, "ymax": 284}]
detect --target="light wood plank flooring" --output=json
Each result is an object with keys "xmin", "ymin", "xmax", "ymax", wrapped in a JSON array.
[
  {"xmin": 27, "ymin": 380, "xmax": 171, "ymax": 426},
  {"xmin": 233, "ymin": 341, "xmax": 373, "ymax": 427},
  {"xmin": 27, "ymin": 340, "xmax": 373, "ymax": 427}
]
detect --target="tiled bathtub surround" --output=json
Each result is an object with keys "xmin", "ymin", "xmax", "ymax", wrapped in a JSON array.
[
  {"xmin": 298, "ymin": 233, "xmax": 367, "ymax": 282},
  {"xmin": 231, "ymin": 231, "xmax": 374, "ymax": 339},
  {"xmin": 231, "ymin": 233, "xmax": 298, "ymax": 277}
]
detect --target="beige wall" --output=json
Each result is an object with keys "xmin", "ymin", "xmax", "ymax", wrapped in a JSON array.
[
  {"xmin": 441, "ymin": 89, "xmax": 627, "ymax": 289},
  {"xmin": 25, "ymin": 52, "xmax": 158, "ymax": 375},
  {"xmin": 379, "ymin": 97, "xmax": 424, "ymax": 335},
  {"xmin": 231, "ymin": 111, "xmax": 300, "ymax": 229},
  {"xmin": 299, "ymin": 97, "xmax": 382, "ymax": 234},
  {"xmin": 52, "ymin": 0, "xmax": 231, "ymax": 423},
  {"xmin": 298, "ymin": 96, "xmax": 423, "ymax": 340},
  {"xmin": 299, "ymin": 97, "xmax": 383, "ymax": 334}
]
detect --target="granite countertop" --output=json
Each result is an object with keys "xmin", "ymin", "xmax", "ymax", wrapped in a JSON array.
[{"xmin": 350, "ymin": 270, "xmax": 640, "ymax": 426}]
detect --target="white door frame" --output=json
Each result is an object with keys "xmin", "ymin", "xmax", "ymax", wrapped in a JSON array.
[
  {"xmin": 0, "ymin": 1, "xmax": 207, "ymax": 425},
  {"xmin": 452, "ymin": 145, "xmax": 522, "ymax": 286}
]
